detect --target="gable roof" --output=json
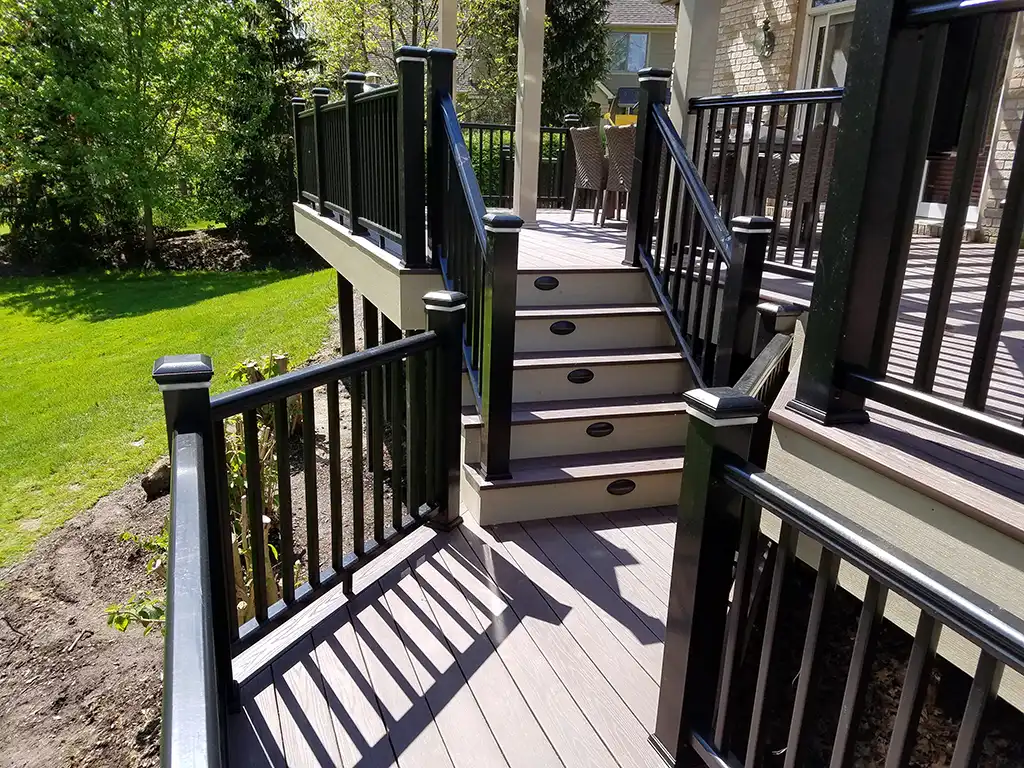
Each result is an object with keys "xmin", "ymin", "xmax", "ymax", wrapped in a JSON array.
[{"xmin": 606, "ymin": 0, "xmax": 677, "ymax": 27}]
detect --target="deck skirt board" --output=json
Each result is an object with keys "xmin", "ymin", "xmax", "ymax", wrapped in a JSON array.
[{"xmin": 228, "ymin": 514, "xmax": 673, "ymax": 767}]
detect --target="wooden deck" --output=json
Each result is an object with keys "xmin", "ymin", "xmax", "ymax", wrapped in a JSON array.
[{"xmin": 228, "ymin": 508, "xmax": 675, "ymax": 767}]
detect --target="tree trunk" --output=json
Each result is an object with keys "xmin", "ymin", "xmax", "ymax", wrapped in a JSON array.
[{"xmin": 143, "ymin": 199, "xmax": 155, "ymax": 252}]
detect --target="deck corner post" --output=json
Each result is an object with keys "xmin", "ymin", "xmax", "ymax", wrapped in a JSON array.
[
  {"xmin": 714, "ymin": 216, "xmax": 774, "ymax": 386},
  {"xmin": 480, "ymin": 212, "xmax": 522, "ymax": 481},
  {"xmin": 151, "ymin": 355, "xmax": 235, "ymax": 742},
  {"xmin": 625, "ymin": 67, "xmax": 671, "ymax": 267},
  {"xmin": 343, "ymin": 73, "xmax": 367, "ymax": 235},
  {"xmin": 396, "ymin": 46, "xmax": 428, "ymax": 268},
  {"xmin": 427, "ymin": 48, "xmax": 457, "ymax": 263},
  {"xmin": 311, "ymin": 87, "xmax": 331, "ymax": 216},
  {"xmin": 337, "ymin": 273, "xmax": 356, "ymax": 356},
  {"xmin": 655, "ymin": 386, "xmax": 762, "ymax": 763},
  {"xmin": 291, "ymin": 97, "xmax": 308, "ymax": 204},
  {"xmin": 424, "ymin": 290, "xmax": 468, "ymax": 530}
]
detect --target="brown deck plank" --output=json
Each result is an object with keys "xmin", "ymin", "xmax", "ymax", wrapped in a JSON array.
[
  {"xmin": 457, "ymin": 524, "xmax": 656, "ymax": 768},
  {"xmin": 310, "ymin": 605, "xmax": 398, "ymax": 767},
  {"xmin": 271, "ymin": 635, "xmax": 344, "ymax": 767},
  {"xmin": 604, "ymin": 509, "xmax": 677, "ymax": 576},
  {"xmin": 495, "ymin": 522, "xmax": 660, "ymax": 727},
  {"xmin": 381, "ymin": 565, "xmax": 509, "ymax": 768},
  {"xmin": 579, "ymin": 513, "xmax": 673, "ymax": 600},
  {"xmin": 437, "ymin": 529, "xmax": 619, "ymax": 768},
  {"xmin": 349, "ymin": 582, "xmax": 455, "ymax": 767},
  {"xmin": 413, "ymin": 542, "xmax": 565, "ymax": 768},
  {"xmin": 229, "ymin": 667, "xmax": 286, "ymax": 767}
]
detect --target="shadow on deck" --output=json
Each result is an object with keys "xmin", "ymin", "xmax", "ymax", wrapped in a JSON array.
[{"xmin": 229, "ymin": 508, "xmax": 676, "ymax": 767}]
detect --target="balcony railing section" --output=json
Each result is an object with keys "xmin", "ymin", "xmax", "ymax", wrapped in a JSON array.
[
  {"xmin": 689, "ymin": 87, "xmax": 843, "ymax": 279},
  {"xmin": 627, "ymin": 68, "xmax": 775, "ymax": 390},
  {"xmin": 655, "ymin": 383, "xmax": 1024, "ymax": 768},
  {"xmin": 353, "ymin": 84, "xmax": 402, "ymax": 242},
  {"xmin": 462, "ymin": 122, "xmax": 571, "ymax": 208},
  {"xmin": 153, "ymin": 290, "xmax": 466, "ymax": 765}
]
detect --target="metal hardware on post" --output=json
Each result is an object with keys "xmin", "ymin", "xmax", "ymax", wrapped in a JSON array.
[
  {"xmin": 653, "ymin": 386, "xmax": 764, "ymax": 763},
  {"xmin": 625, "ymin": 67, "xmax": 671, "ymax": 267},
  {"xmin": 423, "ymin": 290, "xmax": 468, "ymax": 530},
  {"xmin": 291, "ymin": 97, "xmax": 307, "ymax": 203},
  {"xmin": 343, "ymin": 73, "xmax": 367, "ymax": 235},
  {"xmin": 396, "ymin": 46, "xmax": 428, "ymax": 267},
  {"xmin": 311, "ymin": 87, "xmax": 330, "ymax": 215},
  {"xmin": 480, "ymin": 212, "xmax": 522, "ymax": 480},
  {"xmin": 152, "ymin": 355, "xmax": 237, "ymax": 741},
  {"xmin": 427, "ymin": 48, "xmax": 457, "ymax": 263},
  {"xmin": 714, "ymin": 216, "xmax": 774, "ymax": 386}
]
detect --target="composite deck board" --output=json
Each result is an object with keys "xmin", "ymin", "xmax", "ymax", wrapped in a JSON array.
[
  {"xmin": 605, "ymin": 509, "xmax": 677, "ymax": 577},
  {"xmin": 228, "ymin": 511, "xmax": 675, "ymax": 767},
  {"xmin": 581, "ymin": 514, "xmax": 674, "ymax": 602}
]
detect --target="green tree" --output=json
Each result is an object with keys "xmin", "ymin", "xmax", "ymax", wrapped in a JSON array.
[{"xmin": 542, "ymin": 0, "xmax": 608, "ymax": 124}]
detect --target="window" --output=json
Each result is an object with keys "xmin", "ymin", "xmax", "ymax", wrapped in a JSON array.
[
  {"xmin": 799, "ymin": 3, "xmax": 855, "ymax": 89},
  {"xmin": 608, "ymin": 32, "xmax": 648, "ymax": 73}
]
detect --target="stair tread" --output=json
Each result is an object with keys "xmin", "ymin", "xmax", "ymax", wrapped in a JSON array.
[
  {"xmin": 469, "ymin": 446, "xmax": 685, "ymax": 488},
  {"xmin": 462, "ymin": 394, "xmax": 687, "ymax": 426},
  {"xmin": 516, "ymin": 304, "xmax": 662, "ymax": 318},
  {"xmin": 514, "ymin": 347, "xmax": 683, "ymax": 367},
  {"xmin": 517, "ymin": 265, "xmax": 641, "ymax": 274}
]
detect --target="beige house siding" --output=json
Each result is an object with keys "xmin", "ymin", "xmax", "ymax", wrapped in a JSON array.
[{"xmin": 711, "ymin": 0, "xmax": 803, "ymax": 94}]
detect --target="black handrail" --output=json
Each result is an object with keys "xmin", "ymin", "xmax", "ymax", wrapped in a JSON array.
[
  {"xmin": 439, "ymin": 94, "xmax": 488, "ymax": 251},
  {"xmin": 689, "ymin": 86, "xmax": 843, "ymax": 110},
  {"xmin": 162, "ymin": 431, "xmax": 225, "ymax": 767},
  {"xmin": 735, "ymin": 331, "xmax": 793, "ymax": 399}
]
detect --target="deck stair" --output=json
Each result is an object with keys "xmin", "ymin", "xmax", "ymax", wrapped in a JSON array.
[{"xmin": 461, "ymin": 265, "xmax": 692, "ymax": 524}]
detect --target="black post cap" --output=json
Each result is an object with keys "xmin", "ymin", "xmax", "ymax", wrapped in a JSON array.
[
  {"xmin": 638, "ymin": 67, "xmax": 672, "ymax": 82},
  {"xmin": 423, "ymin": 290, "xmax": 468, "ymax": 310},
  {"xmin": 153, "ymin": 354, "xmax": 214, "ymax": 388},
  {"xmin": 731, "ymin": 215, "xmax": 775, "ymax": 234},
  {"xmin": 483, "ymin": 212, "xmax": 524, "ymax": 232},
  {"xmin": 311, "ymin": 86, "xmax": 331, "ymax": 97},
  {"xmin": 395, "ymin": 46, "xmax": 428, "ymax": 61},
  {"xmin": 342, "ymin": 72, "xmax": 366, "ymax": 82},
  {"xmin": 427, "ymin": 48, "xmax": 457, "ymax": 61},
  {"xmin": 683, "ymin": 386, "xmax": 764, "ymax": 426},
  {"xmin": 291, "ymin": 96, "xmax": 307, "ymax": 106}
]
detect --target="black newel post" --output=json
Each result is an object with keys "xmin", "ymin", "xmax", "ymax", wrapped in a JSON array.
[
  {"xmin": 713, "ymin": 216, "xmax": 775, "ymax": 386},
  {"xmin": 561, "ymin": 113, "xmax": 581, "ymax": 210},
  {"xmin": 311, "ymin": 87, "xmax": 330, "ymax": 215},
  {"xmin": 396, "ymin": 46, "xmax": 428, "ymax": 267},
  {"xmin": 152, "ymin": 356, "xmax": 237, "ymax": 747},
  {"xmin": 653, "ymin": 386, "xmax": 763, "ymax": 764},
  {"xmin": 343, "ymin": 72, "xmax": 367, "ymax": 235},
  {"xmin": 424, "ymin": 290, "xmax": 468, "ymax": 530},
  {"xmin": 427, "ymin": 48, "xmax": 457, "ymax": 263},
  {"xmin": 625, "ymin": 67, "xmax": 671, "ymax": 267},
  {"xmin": 479, "ymin": 212, "xmax": 521, "ymax": 480},
  {"xmin": 291, "ymin": 97, "xmax": 307, "ymax": 203}
]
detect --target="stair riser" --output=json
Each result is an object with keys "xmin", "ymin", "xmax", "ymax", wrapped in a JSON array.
[
  {"xmin": 513, "ymin": 361, "xmax": 688, "ymax": 402},
  {"xmin": 463, "ymin": 468, "xmax": 683, "ymax": 526},
  {"xmin": 514, "ymin": 314, "xmax": 674, "ymax": 353},
  {"xmin": 463, "ymin": 412, "xmax": 688, "ymax": 462},
  {"xmin": 517, "ymin": 271, "xmax": 653, "ymax": 307}
]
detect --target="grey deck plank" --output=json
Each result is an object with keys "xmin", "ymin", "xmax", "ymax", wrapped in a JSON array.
[
  {"xmin": 646, "ymin": 507, "xmax": 679, "ymax": 546},
  {"xmin": 229, "ymin": 667, "xmax": 286, "ymax": 767},
  {"xmin": 458, "ymin": 524, "xmax": 657, "ymax": 768},
  {"xmin": 605, "ymin": 509, "xmax": 676, "ymax": 577},
  {"xmin": 349, "ymin": 581, "xmax": 456, "ymax": 768},
  {"xmin": 437, "ymin": 529, "xmax": 619, "ymax": 768},
  {"xmin": 520, "ymin": 518, "xmax": 664, "ymax": 680},
  {"xmin": 310, "ymin": 604, "xmax": 397, "ymax": 767},
  {"xmin": 382, "ymin": 563, "xmax": 509, "ymax": 768},
  {"xmin": 272, "ymin": 635, "xmax": 344, "ymax": 767},
  {"xmin": 495, "ymin": 522, "xmax": 660, "ymax": 728},
  {"xmin": 412, "ymin": 542, "xmax": 564, "ymax": 768},
  {"xmin": 581, "ymin": 513, "xmax": 673, "ymax": 600}
]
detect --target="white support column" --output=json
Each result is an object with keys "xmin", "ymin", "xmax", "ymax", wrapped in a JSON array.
[
  {"xmin": 439, "ymin": 0, "xmax": 458, "ymax": 51},
  {"xmin": 669, "ymin": 0, "xmax": 724, "ymax": 140},
  {"xmin": 513, "ymin": 0, "xmax": 546, "ymax": 226}
]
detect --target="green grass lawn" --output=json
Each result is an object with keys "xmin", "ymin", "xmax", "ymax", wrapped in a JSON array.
[{"xmin": 0, "ymin": 268, "xmax": 336, "ymax": 566}]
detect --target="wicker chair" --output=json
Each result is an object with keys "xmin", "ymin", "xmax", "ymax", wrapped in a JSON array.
[
  {"xmin": 602, "ymin": 124, "xmax": 636, "ymax": 226},
  {"xmin": 569, "ymin": 126, "xmax": 606, "ymax": 225}
]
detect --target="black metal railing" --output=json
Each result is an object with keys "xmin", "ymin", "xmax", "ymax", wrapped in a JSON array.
[
  {"xmin": 153, "ymin": 290, "xmax": 466, "ymax": 765},
  {"xmin": 655, "ymin": 384, "xmax": 1024, "ymax": 768},
  {"xmin": 461, "ymin": 122, "xmax": 571, "ymax": 208},
  {"xmin": 290, "ymin": 46, "xmax": 427, "ymax": 266},
  {"xmin": 428, "ymin": 49, "xmax": 521, "ymax": 480},
  {"xmin": 790, "ymin": 6, "xmax": 1024, "ymax": 455},
  {"xmin": 690, "ymin": 88, "xmax": 843, "ymax": 278},
  {"xmin": 627, "ymin": 68, "xmax": 775, "ymax": 390}
]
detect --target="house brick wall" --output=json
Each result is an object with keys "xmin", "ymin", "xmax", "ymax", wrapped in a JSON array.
[{"xmin": 711, "ymin": 0, "xmax": 801, "ymax": 95}]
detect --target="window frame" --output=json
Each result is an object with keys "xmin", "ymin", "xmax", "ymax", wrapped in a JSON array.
[{"xmin": 607, "ymin": 31, "xmax": 650, "ymax": 74}]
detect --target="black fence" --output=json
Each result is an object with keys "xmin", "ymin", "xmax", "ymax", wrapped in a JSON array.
[
  {"xmin": 626, "ymin": 69, "xmax": 774, "ymax": 390},
  {"xmin": 291, "ymin": 47, "xmax": 426, "ymax": 266},
  {"xmin": 655, "ymin": 382, "xmax": 1024, "ymax": 768},
  {"xmin": 154, "ymin": 289, "xmax": 466, "ymax": 765},
  {"xmin": 689, "ymin": 88, "xmax": 843, "ymax": 279},
  {"xmin": 461, "ymin": 122, "xmax": 571, "ymax": 208}
]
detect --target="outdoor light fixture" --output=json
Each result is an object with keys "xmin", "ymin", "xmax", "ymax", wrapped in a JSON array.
[{"xmin": 753, "ymin": 18, "xmax": 776, "ymax": 59}]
